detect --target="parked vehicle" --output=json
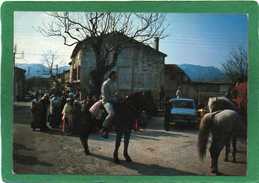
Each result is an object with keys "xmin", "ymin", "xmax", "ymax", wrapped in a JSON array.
[{"xmin": 164, "ymin": 98, "xmax": 197, "ymax": 130}]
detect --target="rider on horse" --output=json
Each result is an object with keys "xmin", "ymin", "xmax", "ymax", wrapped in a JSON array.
[{"xmin": 100, "ymin": 71, "xmax": 119, "ymax": 138}]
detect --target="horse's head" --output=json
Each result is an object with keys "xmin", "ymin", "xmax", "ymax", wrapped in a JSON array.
[{"xmin": 208, "ymin": 96, "xmax": 236, "ymax": 113}]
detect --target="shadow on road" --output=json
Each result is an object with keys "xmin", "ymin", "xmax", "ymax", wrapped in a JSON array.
[
  {"xmin": 134, "ymin": 129, "xmax": 189, "ymax": 140},
  {"xmin": 14, "ymin": 143, "xmax": 34, "ymax": 151},
  {"xmin": 14, "ymin": 143, "xmax": 53, "ymax": 167},
  {"xmin": 14, "ymin": 154, "xmax": 53, "ymax": 167},
  {"xmin": 90, "ymin": 153, "xmax": 198, "ymax": 176}
]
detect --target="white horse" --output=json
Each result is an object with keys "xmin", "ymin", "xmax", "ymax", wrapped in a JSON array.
[{"xmin": 198, "ymin": 109, "xmax": 241, "ymax": 174}]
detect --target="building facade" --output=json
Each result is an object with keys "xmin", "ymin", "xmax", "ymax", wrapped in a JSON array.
[
  {"xmin": 164, "ymin": 64, "xmax": 231, "ymax": 105},
  {"xmin": 70, "ymin": 33, "xmax": 167, "ymax": 101},
  {"xmin": 14, "ymin": 67, "xmax": 26, "ymax": 101}
]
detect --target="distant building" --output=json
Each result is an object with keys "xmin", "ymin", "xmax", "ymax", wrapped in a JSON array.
[
  {"xmin": 57, "ymin": 70, "xmax": 70, "ymax": 84},
  {"xmin": 191, "ymin": 81, "xmax": 232, "ymax": 105},
  {"xmin": 164, "ymin": 64, "xmax": 192, "ymax": 98},
  {"xmin": 14, "ymin": 67, "xmax": 26, "ymax": 101},
  {"xmin": 164, "ymin": 64, "xmax": 231, "ymax": 105},
  {"xmin": 69, "ymin": 32, "xmax": 167, "ymax": 101}
]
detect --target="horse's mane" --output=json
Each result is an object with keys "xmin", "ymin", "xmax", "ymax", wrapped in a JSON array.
[{"xmin": 208, "ymin": 96, "xmax": 236, "ymax": 113}]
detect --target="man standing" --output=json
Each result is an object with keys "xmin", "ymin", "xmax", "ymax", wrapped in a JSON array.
[
  {"xmin": 101, "ymin": 71, "xmax": 118, "ymax": 138},
  {"xmin": 176, "ymin": 86, "xmax": 182, "ymax": 98}
]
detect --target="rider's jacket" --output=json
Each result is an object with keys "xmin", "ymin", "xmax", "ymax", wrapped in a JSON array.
[{"xmin": 101, "ymin": 78, "xmax": 118, "ymax": 104}]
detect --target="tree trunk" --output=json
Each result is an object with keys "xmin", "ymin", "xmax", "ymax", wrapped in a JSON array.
[
  {"xmin": 93, "ymin": 49, "xmax": 106, "ymax": 97},
  {"xmin": 91, "ymin": 38, "xmax": 119, "ymax": 97}
]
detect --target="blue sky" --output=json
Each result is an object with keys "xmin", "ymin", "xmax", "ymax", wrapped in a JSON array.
[
  {"xmin": 14, "ymin": 12, "xmax": 248, "ymax": 69},
  {"xmin": 160, "ymin": 14, "xmax": 248, "ymax": 68}
]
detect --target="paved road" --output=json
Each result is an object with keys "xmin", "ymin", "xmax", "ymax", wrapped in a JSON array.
[{"xmin": 13, "ymin": 102, "xmax": 247, "ymax": 176}]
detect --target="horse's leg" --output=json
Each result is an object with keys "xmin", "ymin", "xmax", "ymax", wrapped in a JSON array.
[
  {"xmin": 80, "ymin": 125, "xmax": 91, "ymax": 155},
  {"xmin": 123, "ymin": 131, "xmax": 132, "ymax": 162},
  {"xmin": 209, "ymin": 144, "xmax": 217, "ymax": 173},
  {"xmin": 232, "ymin": 136, "xmax": 237, "ymax": 162},
  {"xmin": 113, "ymin": 131, "xmax": 122, "ymax": 164},
  {"xmin": 224, "ymin": 138, "xmax": 231, "ymax": 162},
  {"xmin": 80, "ymin": 135, "xmax": 90, "ymax": 155},
  {"xmin": 209, "ymin": 141, "xmax": 221, "ymax": 174}
]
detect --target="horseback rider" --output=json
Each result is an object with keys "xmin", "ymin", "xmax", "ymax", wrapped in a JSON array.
[{"xmin": 100, "ymin": 71, "xmax": 119, "ymax": 138}]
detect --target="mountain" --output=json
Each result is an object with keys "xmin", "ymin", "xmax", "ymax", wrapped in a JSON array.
[
  {"xmin": 16, "ymin": 64, "xmax": 70, "ymax": 78},
  {"xmin": 178, "ymin": 64, "xmax": 226, "ymax": 82}
]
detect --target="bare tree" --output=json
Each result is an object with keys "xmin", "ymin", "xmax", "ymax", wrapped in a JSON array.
[
  {"xmin": 41, "ymin": 49, "xmax": 61, "ymax": 84},
  {"xmin": 222, "ymin": 47, "xmax": 248, "ymax": 83},
  {"xmin": 38, "ymin": 12, "xmax": 168, "ymax": 95}
]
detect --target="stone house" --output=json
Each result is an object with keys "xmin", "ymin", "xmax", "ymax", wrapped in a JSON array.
[{"xmin": 69, "ymin": 33, "xmax": 167, "ymax": 101}]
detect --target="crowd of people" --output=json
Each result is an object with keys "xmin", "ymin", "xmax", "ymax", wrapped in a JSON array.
[{"xmin": 31, "ymin": 90, "xmax": 100, "ymax": 134}]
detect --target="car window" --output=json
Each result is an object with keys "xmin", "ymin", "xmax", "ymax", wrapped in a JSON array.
[{"xmin": 172, "ymin": 100, "xmax": 194, "ymax": 109}]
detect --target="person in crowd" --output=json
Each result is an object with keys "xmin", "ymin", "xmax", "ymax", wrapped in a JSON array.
[
  {"xmin": 49, "ymin": 94, "xmax": 62, "ymax": 128},
  {"xmin": 38, "ymin": 94, "xmax": 50, "ymax": 131},
  {"xmin": 72, "ymin": 99, "xmax": 82, "ymax": 134},
  {"xmin": 31, "ymin": 98, "xmax": 40, "ymax": 130},
  {"xmin": 62, "ymin": 98, "xmax": 73, "ymax": 133}
]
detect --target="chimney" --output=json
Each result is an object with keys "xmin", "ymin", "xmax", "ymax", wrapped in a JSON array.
[{"xmin": 154, "ymin": 37, "xmax": 159, "ymax": 51}]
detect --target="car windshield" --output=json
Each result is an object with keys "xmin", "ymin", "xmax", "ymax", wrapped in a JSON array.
[{"xmin": 172, "ymin": 100, "xmax": 194, "ymax": 109}]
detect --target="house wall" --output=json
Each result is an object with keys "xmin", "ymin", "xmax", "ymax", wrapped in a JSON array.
[
  {"xmin": 116, "ymin": 46, "xmax": 164, "ymax": 99},
  {"xmin": 14, "ymin": 68, "xmax": 26, "ymax": 101},
  {"xmin": 80, "ymin": 46, "xmax": 96, "ymax": 96},
  {"xmin": 73, "ymin": 43, "xmax": 165, "ymax": 101}
]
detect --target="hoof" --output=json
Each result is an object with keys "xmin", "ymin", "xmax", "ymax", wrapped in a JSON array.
[
  {"xmin": 113, "ymin": 158, "xmax": 120, "ymax": 164},
  {"xmin": 113, "ymin": 152, "xmax": 120, "ymax": 164},
  {"xmin": 211, "ymin": 170, "xmax": 219, "ymax": 175},
  {"xmin": 211, "ymin": 169, "xmax": 218, "ymax": 174},
  {"xmin": 224, "ymin": 158, "xmax": 229, "ymax": 162},
  {"xmin": 84, "ymin": 150, "xmax": 91, "ymax": 155},
  {"xmin": 101, "ymin": 133, "xmax": 109, "ymax": 139},
  {"xmin": 124, "ymin": 154, "xmax": 132, "ymax": 162}
]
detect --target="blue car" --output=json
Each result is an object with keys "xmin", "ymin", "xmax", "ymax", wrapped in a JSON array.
[{"xmin": 164, "ymin": 98, "xmax": 197, "ymax": 130}]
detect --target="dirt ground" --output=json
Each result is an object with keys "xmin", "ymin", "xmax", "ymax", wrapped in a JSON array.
[{"xmin": 13, "ymin": 102, "xmax": 247, "ymax": 176}]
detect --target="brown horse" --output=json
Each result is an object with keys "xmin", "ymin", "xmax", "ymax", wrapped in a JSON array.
[
  {"xmin": 198, "ymin": 109, "xmax": 241, "ymax": 174},
  {"xmin": 79, "ymin": 92, "xmax": 147, "ymax": 163}
]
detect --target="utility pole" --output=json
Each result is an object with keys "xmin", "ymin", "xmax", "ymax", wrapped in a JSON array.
[
  {"xmin": 13, "ymin": 44, "xmax": 24, "ymax": 61},
  {"xmin": 56, "ymin": 64, "xmax": 58, "ymax": 75}
]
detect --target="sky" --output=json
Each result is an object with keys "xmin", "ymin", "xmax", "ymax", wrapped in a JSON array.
[{"xmin": 14, "ymin": 12, "xmax": 248, "ymax": 69}]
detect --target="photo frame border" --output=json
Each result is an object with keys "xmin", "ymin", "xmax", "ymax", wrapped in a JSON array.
[{"xmin": 1, "ymin": 1, "xmax": 258, "ymax": 183}]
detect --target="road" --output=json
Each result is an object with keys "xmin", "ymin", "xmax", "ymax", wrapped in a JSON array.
[{"xmin": 13, "ymin": 102, "xmax": 247, "ymax": 176}]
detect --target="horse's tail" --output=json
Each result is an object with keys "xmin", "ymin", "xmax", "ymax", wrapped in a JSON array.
[{"xmin": 198, "ymin": 113, "xmax": 213, "ymax": 160}]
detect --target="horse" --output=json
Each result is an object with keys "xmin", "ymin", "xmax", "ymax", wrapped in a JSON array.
[
  {"xmin": 198, "ymin": 109, "xmax": 241, "ymax": 174},
  {"xmin": 79, "ymin": 92, "xmax": 147, "ymax": 163},
  {"xmin": 208, "ymin": 96, "xmax": 237, "ymax": 113}
]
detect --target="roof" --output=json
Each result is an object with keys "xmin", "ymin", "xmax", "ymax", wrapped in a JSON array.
[
  {"xmin": 164, "ymin": 64, "xmax": 191, "ymax": 82},
  {"xmin": 170, "ymin": 98, "xmax": 195, "ymax": 102},
  {"xmin": 71, "ymin": 32, "xmax": 167, "ymax": 59},
  {"xmin": 14, "ymin": 66, "xmax": 26, "ymax": 73},
  {"xmin": 192, "ymin": 81, "xmax": 232, "ymax": 85}
]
